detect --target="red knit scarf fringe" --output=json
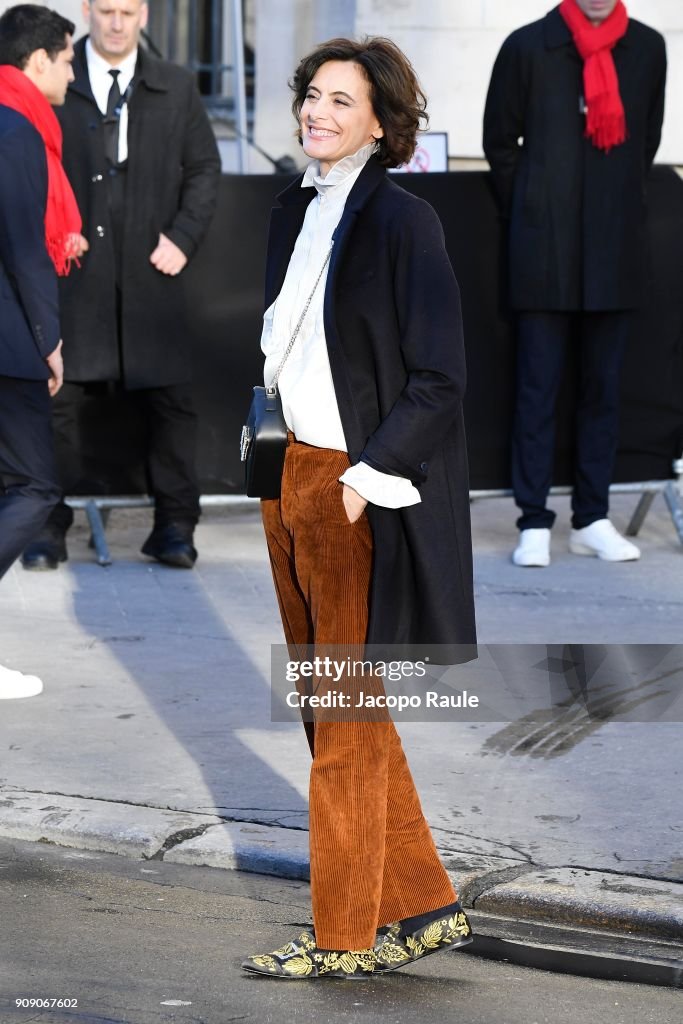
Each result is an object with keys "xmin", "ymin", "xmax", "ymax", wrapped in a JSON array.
[
  {"xmin": 559, "ymin": 0, "xmax": 629, "ymax": 153},
  {"xmin": 0, "ymin": 64, "xmax": 81, "ymax": 275}
]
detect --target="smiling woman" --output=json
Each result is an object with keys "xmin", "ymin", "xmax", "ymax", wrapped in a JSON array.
[
  {"xmin": 298, "ymin": 61, "xmax": 383, "ymax": 177},
  {"xmin": 241, "ymin": 36, "xmax": 477, "ymax": 981}
]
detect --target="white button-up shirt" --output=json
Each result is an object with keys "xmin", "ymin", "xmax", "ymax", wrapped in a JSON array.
[
  {"xmin": 261, "ymin": 144, "xmax": 420, "ymax": 509},
  {"xmin": 85, "ymin": 39, "xmax": 137, "ymax": 164}
]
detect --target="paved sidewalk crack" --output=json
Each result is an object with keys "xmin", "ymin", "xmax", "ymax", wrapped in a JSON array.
[
  {"xmin": 433, "ymin": 826, "xmax": 534, "ymax": 863},
  {"xmin": 147, "ymin": 823, "xmax": 216, "ymax": 861}
]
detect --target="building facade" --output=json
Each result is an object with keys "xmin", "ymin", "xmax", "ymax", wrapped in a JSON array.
[{"xmin": 1, "ymin": 2, "xmax": 680, "ymax": 169}]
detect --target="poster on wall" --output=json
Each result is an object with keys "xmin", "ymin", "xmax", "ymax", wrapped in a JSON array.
[{"xmin": 390, "ymin": 132, "xmax": 449, "ymax": 173}]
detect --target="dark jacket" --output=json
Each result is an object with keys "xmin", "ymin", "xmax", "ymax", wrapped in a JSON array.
[
  {"xmin": 0, "ymin": 106, "xmax": 59, "ymax": 380},
  {"xmin": 266, "ymin": 157, "xmax": 477, "ymax": 655},
  {"xmin": 57, "ymin": 38, "xmax": 221, "ymax": 388},
  {"xmin": 483, "ymin": 7, "xmax": 666, "ymax": 311}
]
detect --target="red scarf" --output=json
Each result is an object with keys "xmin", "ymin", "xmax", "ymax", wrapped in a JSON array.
[
  {"xmin": 0, "ymin": 64, "xmax": 81, "ymax": 275},
  {"xmin": 559, "ymin": 0, "xmax": 629, "ymax": 153}
]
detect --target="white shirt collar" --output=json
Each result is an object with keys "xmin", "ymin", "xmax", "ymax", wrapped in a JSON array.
[
  {"xmin": 301, "ymin": 143, "xmax": 377, "ymax": 196},
  {"xmin": 85, "ymin": 37, "xmax": 138, "ymax": 84}
]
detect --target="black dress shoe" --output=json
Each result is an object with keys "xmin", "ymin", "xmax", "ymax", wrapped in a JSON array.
[
  {"xmin": 21, "ymin": 528, "xmax": 68, "ymax": 571},
  {"xmin": 141, "ymin": 523, "xmax": 197, "ymax": 569},
  {"xmin": 242, "ymin": 930, "xmax": 377, "ymax": 980},
  {"xmin": 374, "ymin": 900, "xmax": 473, "ymax": 972}
]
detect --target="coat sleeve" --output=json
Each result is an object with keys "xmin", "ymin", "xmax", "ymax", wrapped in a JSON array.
[
  {"xmin": 163, "ymin": 81, "xmax": 222, "ymax": 260},
  {"xmin": 360, "ymin": 200, "xmax": 466, "ymax": 486},
  {"xmin": 645, "ymin": 34, "xmax": 667, "ymax": 169},
  {"xmin": 483, "ymin": 32, "xmax": 527, "ymax": 217},
  {"xmin": 0, "ymin": 126, "xmax": 60, "ymax": 360}
]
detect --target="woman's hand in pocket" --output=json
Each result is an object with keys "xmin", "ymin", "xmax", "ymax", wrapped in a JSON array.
[{"xmin": 342, "ymin": 483, "xmax": 368, "ymax": 524}]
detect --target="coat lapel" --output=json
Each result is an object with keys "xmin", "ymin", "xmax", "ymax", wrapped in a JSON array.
[
  {"xmin": 328, "ymin": 156, "xmax": 386, "ymax": 279},
  {"xmin": 265, "ymin": 156, "xmax": 386, "ymax": 308},
  {"xmin": 264, "ymin": 175, "xmax": 315, "ymax": 307},
  {"xmin": 68, "ymin": 37, "xmax": 97, "ymax": 105},
  {"xmin": 264, "ymin": 156, "xmax": 387, "ymax": 456},
  {"xmin": 323, "ymin": 157, "xmax": 387, "ymax": 458}
]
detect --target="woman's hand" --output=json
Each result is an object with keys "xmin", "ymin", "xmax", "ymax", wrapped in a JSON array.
[{"xmin": 342, "ymin": 483, "xmax": 368, "ymax": 523}]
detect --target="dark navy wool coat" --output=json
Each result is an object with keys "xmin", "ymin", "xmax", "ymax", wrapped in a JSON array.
[
  {"xmin": 0, "ymin": 106, "xmax": 59, "ymax": 380},
  {"xmin": 265, "ymin": 156, "xmax": 477, "ymax": 656},
  {"xmin": 483, "ymin": 7, "xmax": 666, "ymax": 311}
]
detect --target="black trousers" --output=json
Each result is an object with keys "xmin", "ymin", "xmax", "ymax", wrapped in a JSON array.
[
  {"xmin": 512, "ymin": 311, "xmax": 631, "ymax": 531},
  {"xmin": 0, "ymin": 376, "xmax": 60, "ymax": 579},
  {"xmin": 45, "ymin": 381, "xmax": 201, "ymax": 533}
]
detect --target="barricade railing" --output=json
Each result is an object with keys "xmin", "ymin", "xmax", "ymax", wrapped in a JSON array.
[{"xmin": 68, "ymin": 456, "xmax": 683, "ymax": 566}]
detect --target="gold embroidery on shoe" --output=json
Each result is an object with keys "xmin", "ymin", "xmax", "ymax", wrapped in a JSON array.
[
  {"xmin": 282, "ymin": 953, "xmax": 314, "ymax": 976},
  {"xmin": 271, "ymin": 941, "xmax": 296, "ymax": 957},
  {"xmin": 317, "ymin": 949, "xmax": 376, "ymax": 975},
  {"xmin": 377, "ymin": 942, "xmax": 410, "ymax": 965},
  {"xmin": 421, "ymin": 920, "xmax": 445, "ymax": 948},
  {"xmin": 350, "ymin": 950, "xmax": 376, "ymax": 973},
  {"xmin": 248, "ymin": 955, "xmax": 278, "ymax": 970},
  {"xmin": 445, "ymin": 912, "xmax": 471, "ymax": 941},
  {"xmin": 318, "ymin": 951, "xmax": 340, "ymax": 975}
]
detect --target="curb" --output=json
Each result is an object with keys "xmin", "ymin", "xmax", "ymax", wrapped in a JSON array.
[{"xmin": 1, "ymin": 789, "xmax": 681, "ymax": 987}]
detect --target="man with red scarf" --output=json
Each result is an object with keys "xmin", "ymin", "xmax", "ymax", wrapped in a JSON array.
[
  {"xmin": 20, "ymin": 0, "xmax": 220, "ymax": 573},
  {"xmin": 0, "ymin": 4, "xmax": 80, "ymax": 699},
  {"xmin": 484, "ymin": 0, "xmax": 667, "ymax": 567}
]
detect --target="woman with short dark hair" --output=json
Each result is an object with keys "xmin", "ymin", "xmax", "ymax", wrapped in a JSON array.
[{"xmin": 242, "ymin": 36, "xmax": 476, "ymax": 981}]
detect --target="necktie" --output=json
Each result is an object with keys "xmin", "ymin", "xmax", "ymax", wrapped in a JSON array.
[{"xmin": 103, "ymin": 69, "xmax": 122, "ymax": 165}]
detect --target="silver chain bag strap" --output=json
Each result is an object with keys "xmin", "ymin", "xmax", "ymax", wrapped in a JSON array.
[{"xmin": 240, "ymin": 243, "xmax": 333, "ymax": 498}]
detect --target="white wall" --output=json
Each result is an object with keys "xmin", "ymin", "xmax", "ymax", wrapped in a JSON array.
[
  {"xmin": 354, "ymin": 0, "xmax": 682, "ymax": 164},
  {"xmin": 5, "ymin": 2, "xmax": 677, "ymax": 166},
  {"xmin": 0, "ymin": 1, "xmax": 83, "ymax": 32}
]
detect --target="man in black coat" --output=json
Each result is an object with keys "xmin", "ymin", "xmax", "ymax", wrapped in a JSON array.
[
  {"xmin": 0, "ymin": 4, "xmax": 73, "ymax": 698},
  {"xmin": 22, "ymin": 0, "xmax": 221, "ymax": 571},
  {"xmin": 483, "ymin": 0, "xmax": 666, "ymax": 566}
]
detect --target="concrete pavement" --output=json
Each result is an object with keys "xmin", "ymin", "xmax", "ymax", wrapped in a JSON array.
[{"xmin": 1, "ymin": 492, "xmax": 682, "ymax": 984}]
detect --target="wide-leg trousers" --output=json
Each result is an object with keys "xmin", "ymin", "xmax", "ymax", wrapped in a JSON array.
[
  {"xmin": 261, "ymin": 436, "xmax": 456, "ymax": 951},
  {"xmin": 512, "ymin": 311, "xmax": 631, "ymax": 530}
]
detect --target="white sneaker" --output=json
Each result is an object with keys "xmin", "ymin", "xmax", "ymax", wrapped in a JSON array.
[
  {"xmin": 0, "ymin": 664, "xmax": 44, "ymax": 699},
  {"xmin": 512, "ymin": 528, "xmax": 551, "ymax": 567},
  {"xmin": 569, "ymin": 519, "xmax": 640, "ymax": 561}
]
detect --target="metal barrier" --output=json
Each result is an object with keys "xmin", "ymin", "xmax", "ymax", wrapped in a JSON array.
[{"xmin": 69, "ymin": 460, "xmax": 683, "ymax": 566}]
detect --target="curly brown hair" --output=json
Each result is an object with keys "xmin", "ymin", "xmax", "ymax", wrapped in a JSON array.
[{"xmin": 290, "ymin": 36, "xmax": 428, "ymax": 169}]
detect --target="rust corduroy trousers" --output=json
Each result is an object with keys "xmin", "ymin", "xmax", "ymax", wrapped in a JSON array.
[{"xmin": 261, "ymin": 437, "xmax": 457, "ymax": 950}]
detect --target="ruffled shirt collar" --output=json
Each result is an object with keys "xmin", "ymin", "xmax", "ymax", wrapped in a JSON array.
[{"xmin": 301, "ymin": 142, "xmax": 377, "ymax": 196}]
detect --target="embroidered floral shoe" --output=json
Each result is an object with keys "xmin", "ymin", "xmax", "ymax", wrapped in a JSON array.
[
  {"xmin": 241, "ymin": 930, "xmax": 377, "ymax": 980},
  {"xmin": 374, "ymin": 901, "xmax": 473, "ymax": 973}
]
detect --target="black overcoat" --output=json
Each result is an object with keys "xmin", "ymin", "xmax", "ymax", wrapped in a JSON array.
[
  {"xmin": 483, "ymin": 7, "xmax": 666, "ymax": 311},
  {"xmin": 57, "ymin": 38, "xmax": 221, "ymax": 388},
  {"xmin": 265, "ymin": 157, "xmax": 477, "ymax": 656}
]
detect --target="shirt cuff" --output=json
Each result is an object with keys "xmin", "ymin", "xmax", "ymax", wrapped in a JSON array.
[{"xmin": 339, "ymin": 462, "xmax": 422, "ymax": 509}]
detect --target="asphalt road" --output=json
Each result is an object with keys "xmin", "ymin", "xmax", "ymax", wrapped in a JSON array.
[{"xmin": 0, "ymin": 839, "xmax": 679, "ymax": 1024}]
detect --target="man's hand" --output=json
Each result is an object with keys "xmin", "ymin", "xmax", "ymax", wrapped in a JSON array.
[
  {"xmin": 46, "ymin": 340, "xmax": 64, "ymax": 397},
  {"xmin": 149, "ymin": 233, "xmax": 188, "ymax": 276},
  {"xmin": 67, "ymin": 233, "xmax": 89, "ymax": 259},
  {"xmin": 342, "ymin": 483, "xmax": 368, "ymax": 524}
]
